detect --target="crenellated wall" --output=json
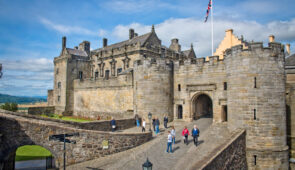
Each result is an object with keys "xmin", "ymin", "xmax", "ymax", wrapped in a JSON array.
[
  {"xmin": 73, "ymin": 73, "xmax": 134, "ymax": 119},
  {"xmin": 173, "ymin": 56, "xmax": 227, "ymax": 122}
]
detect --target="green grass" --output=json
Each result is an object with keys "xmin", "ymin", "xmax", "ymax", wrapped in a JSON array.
[
  {"xmin": 41, "ymin": 114, "xmax": 93, "ymax": 122},
  {"xmin": 15, "ymin": 145, "xmax": 52, "ymax": 161}
]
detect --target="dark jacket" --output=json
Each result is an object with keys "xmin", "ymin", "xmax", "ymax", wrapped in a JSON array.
[
  {"xmin": 110, "ymin": 119, "xmax": 116, "ymax": 126},
  {"xmin": 192, "ymin": 128, "xmax": 199, "ymax": 137},
  {"xmin": 152, "ymin": 119, "xmax": 156, "ymax": 125},
  {"xmin": 164, "ymin": 117, "xmax": 168, "ymax": 123},
  {"xmin": 155, "ymin": 119, "xmax": 160, "ymax": 126}
]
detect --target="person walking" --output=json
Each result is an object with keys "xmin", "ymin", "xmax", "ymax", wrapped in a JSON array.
[
  {"xmin": 171, "ymin": 126, "xmax": 176, "ymax": 144},
  {"xmin": 155, "ymin": 117, "xmax": 160, "ymax": 134},
  {"xmin": 110, "ymin": 117, "xmax": 116, "ymax": 132},
  {"xmin": 135, "ymin": 115, "xmax": 140, "ymax": 127},
  {"xmin": 166, "ymin": 131, "xmax": 173, "ymax": 153},
  {"xmin": 164, "ymin": 115, "xmax": 168, "ymax": 129},
  {"xmin": 192, "ymin": 125, "xmax": 200, "ymax": 146},
  {"xmin": 182, "ymin": 126, "xmax": 189, "ymax": 145},
  {"xmin": 152, "ymin": 117, "xmax": 156, "ymax": 132},
  {"xmin": 142, "ymin": 119, "xmax": 146, "ymax": 132}
]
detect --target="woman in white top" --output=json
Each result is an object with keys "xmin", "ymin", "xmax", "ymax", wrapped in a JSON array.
[
  {"xmin": 171, "ymin": 126, "xmax": 176, "ymax": 144},
  {"xmin": 142, "ymin": 119, "xmax": 146, "ymax": 132}
]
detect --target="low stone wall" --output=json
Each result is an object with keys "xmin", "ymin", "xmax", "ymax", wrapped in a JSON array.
[
  {"xmin": 0, "ymin": 110, "xmax": 152, "ymax": 168},
  {"xmin": 28, "ymin": 106, "xmax": 55, "ymax": 115},
  {"xmin": 1, "ymin": 109, "xmax": 136, "ymax": 131},
  {"xmin": 198, "ymin": 130, "xmax": 247, "ymax": 170}
]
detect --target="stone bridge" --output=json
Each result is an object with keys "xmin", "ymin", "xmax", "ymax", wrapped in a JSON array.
[{"xmin": 0, "ymin": 109, "xmax": 152, "ymax": 169}]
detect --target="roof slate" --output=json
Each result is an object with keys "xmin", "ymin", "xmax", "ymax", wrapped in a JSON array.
[{"xmin": 66, "ymin": 48, "xmax": 88, "ymax": 57}]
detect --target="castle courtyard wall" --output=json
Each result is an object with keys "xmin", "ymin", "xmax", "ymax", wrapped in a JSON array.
[{"xmin": 73, "ymin": 74, "xmax": 133, "ymax": 119}]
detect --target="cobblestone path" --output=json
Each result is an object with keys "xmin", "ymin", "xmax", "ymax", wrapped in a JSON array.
[{"xmin": 68, "ymin": 118, "xmax": 214, "ymax": 170}]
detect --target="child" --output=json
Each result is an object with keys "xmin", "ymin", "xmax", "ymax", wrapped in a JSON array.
[
  {"xmin": 182, "ymin": 126, "xmax": 189, "ymax": 145},
  {"xmin": 171, "ymin": 126, "xmax": 176, "ymax": 144},
  {"xmin": 167, "ymin": 131, "xmax": 173, "ymax": 153},
  {"xmin": 142, "ymin": 119, "xmax": 146, "ymax": 132}
]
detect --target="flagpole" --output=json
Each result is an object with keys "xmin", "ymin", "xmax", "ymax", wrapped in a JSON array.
[{"xmin": 211, "ymin": 0, "xmax": 214, "ymax": 56}]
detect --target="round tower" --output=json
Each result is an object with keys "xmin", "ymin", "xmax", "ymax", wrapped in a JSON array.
[
  {"xmin": 133, "ymin": 58, "xmax": 173, "ymax": 124},
  {"xmin": 225, "ymin": 42, "xmax": 288, "ymax": 169}
]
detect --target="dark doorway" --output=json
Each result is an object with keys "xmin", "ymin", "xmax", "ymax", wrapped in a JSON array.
[
  {"xmin": 178, "ymin": 105, "xmax": 183, "ymax": 119},
  {"xmin": 193, "ymin": 94, "xmax": 213, "ymax": 119},
  {"xmin": 221, "ymin": 105, "xmax": 227, "ymax": 122}
]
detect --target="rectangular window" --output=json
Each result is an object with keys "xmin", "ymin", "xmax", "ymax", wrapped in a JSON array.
[
  {"xmin": 56, "ymin": 68, "xmax": 59, "ymax": 74},
  {"xmin": 57, "ymin": 82, "xmax": 61, "ymax": 89},
  {"xmin": 224, "ymin": 82, "xmax": 227, "ymax": 90},
  {"xmin": 58, "ymin": 96, "xmax": 60, "ymax": 102},
  {"xmin": 117, "ymin": 68, "xmax": 122, "ymax": 75},
  {"xmin": 95, "ymin": 71, "xmax": 99, "ymax": 78},
  {"xmin": 254, "ymin": 109, "xmax": 256, "ymax": 120},
  {"xmin": 105, "ymin": 70, "xmax": 110, "ymax": 80},
  {"xmin": 254, "ymin": 155, "xmax": 257, "ymax": 165},
  {"xmin": 254, "ymin": 77, "xmax": 257, "ymax": 88},
  {"xmin": 79, "ymin": 71, "xmax": 83, "ymax": 80},
  {"xmin": 178, "ymin": 84, "xmax": 181, "ymax": 91}
]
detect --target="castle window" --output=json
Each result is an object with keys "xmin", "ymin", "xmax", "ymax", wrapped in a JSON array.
[
  {"xmin": 254, "ymin": 109, "xmax": 256, "ymax": 120},
  {"xmin": 56, "ymin": 68, "xmax": 59, "ymax": 74},
  {"xmin": 253, "ymin": 155, "xmax": 257, "ymax": 165},
  {"xmin": 178, "ymin": 84, "xmax": 181, "ymax": 91},
  {"xmin": 254, "ymin": 77, "xmax": 257, "ymax": 88},
  {"xmin": 58, "ymin": 96, "xmax": 60, "ymax": 102},
  {"xmin": 105, "ymin": 70, "xmax": 110, "ymax": 80},
  {"xmin": 79, "ymin": 71, "xmax": 83, "ymax": 80},
  {"xmin": 117, "ymin": 68, "xmax": 122, "ymax": 75},
  {"xmin": 57, "ymin": 82, "xmax": 61, "ymax": 89},
  {"xmin": 95, "ymin": 71, "xmax": 99, "ymax": 78},
  {"xmin": 224, "ymin": 82, "xmax": 227, "ymax": 90}
]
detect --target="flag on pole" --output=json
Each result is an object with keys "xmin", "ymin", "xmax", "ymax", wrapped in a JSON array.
[{"xmin": 204, "ymin": 0, "xmax": 212, "ymax": 22}]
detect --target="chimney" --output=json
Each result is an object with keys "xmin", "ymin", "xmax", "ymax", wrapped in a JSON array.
[
  {"xmin": 129, "ymin": 29, "xmax": 135, "ymax": 39},
  {"xmin": 226, "ymin": 29, "xmax": 233, "ymax": 37},
  {"xmin": 269, "ymin": 35, "xmax": 275, "ymax": 42},
  {"xmin": 286, "ymin": 44, "xmax": 290, "ymax": 55},
  {"xmin": 103, "ymin": 38, "xmax": 108, "ymax": 47},
  {"xmin": 62, "ymin": 36, "xmax": 66, "ymax": 50},
  {"xmin": 169, "ymin": 38, "xmax": 181, "ymax": 52}
]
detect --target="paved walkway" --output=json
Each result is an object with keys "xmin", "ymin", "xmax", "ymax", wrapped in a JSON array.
[{"xmin": 68, "ymin": 118, "xmax": 213, "ymax": 170}]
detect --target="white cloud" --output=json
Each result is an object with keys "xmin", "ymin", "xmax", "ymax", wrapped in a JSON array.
[
  {"xmin": 0, "ymin": 58, "xmax": 53, "ymax": 72},
  {"xmin": 112, "ymin": 18, "xmax": 295, "ymax": 56},
  {"xmin": 39, "ymin": 17, "xmax": 106, "ymax": 36}
]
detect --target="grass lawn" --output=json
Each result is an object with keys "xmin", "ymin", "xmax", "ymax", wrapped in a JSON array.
[
  {"xmin": 15, "ymin": 145, "xmax": 52, "ymax": 161},
  {"xmin": 41, "ymin": 114, "xmax": 93, "ymax": 122}
]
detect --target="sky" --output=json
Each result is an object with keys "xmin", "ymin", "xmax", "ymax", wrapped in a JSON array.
[{"xmin": 0, "ymin": 0, "xmax": 295, "ymax": 96}]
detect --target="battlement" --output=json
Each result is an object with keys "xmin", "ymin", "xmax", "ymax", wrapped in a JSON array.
[
  {"xmin": 133, "ymin": 57, "xmax": 172, "ymax": 71},
  {"xmin": 225, "ymin": 41, "xmax": 285, "ymax": 58},
  {"xmin": 174, "ymin": 55, "xmax": 223, "ymax": 71}
]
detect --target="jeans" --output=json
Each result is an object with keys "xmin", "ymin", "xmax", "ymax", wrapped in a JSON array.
[
  {"xmin": 172, "ymin": 136, "xmax": 175, "ymax": 144},
  {"xmin": 155, "ymin": 125, "xmax": 159, "ymax": 134},
  {"xmin": 184, "ymin": 134, "xmax": 188, "ymax": 145},
  {"xmin": 167, "ymin": 142, "xmax": 172, "ymax": 153},
  {"xmin": 193, "ymin": 136, "xmax": 198, "ymax": 145},
  {"xmin": 164, "ymin": 122, "xmax": 167, "ymax": 128},
  {"xmin": 142, "ymin": 127, "xmax": 145, "ymax": 132}
]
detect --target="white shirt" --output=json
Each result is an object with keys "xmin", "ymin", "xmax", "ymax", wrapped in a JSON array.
[
  {"xmin": 168, "ymin": 134, "xmax": 173, "ymax": 143},
  {"xmin": 171, "ymin": 129, "xmax": 176, "ymax": 136},
  {"xmin": 142, "ymin": 121, "xmax": 146, "ymax": 127}
]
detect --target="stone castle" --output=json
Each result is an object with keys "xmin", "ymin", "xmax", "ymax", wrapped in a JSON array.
[{"xmin": 47, "ymin": 26, "xmax": 295, "ymax": 169}]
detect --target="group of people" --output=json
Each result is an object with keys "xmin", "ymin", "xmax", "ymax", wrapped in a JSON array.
[{"xmin": 166, "ymin": 125, "xmax": 200, "ymax": 153}]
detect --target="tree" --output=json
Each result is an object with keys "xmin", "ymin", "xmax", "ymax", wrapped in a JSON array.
[{"xmin": 0, "ymin": 102, "xmax": 18, "ymax": 112}]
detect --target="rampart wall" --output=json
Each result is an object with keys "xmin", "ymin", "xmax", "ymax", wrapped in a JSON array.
[{"xmin": 73, "ymin": 73, "xmax": 134, "ymax": 119}]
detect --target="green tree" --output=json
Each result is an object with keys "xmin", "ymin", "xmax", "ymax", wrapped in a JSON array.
[{"xmin": 0, "ymin": 102, "xmax": 18, "ymax": 112}]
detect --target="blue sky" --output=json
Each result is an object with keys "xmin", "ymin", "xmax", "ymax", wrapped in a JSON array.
[{"xmin": 0, "ymin": 0, "xmax": 295, "ymax": 96}]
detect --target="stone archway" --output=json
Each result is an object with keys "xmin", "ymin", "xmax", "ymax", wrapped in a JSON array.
[{"xmin": 192, "ymin": 94, "xmax": 213, "ymax": 120}]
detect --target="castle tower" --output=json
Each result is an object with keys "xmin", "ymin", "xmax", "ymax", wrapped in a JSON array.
[
  {"xmin": 225, "ymin": 42, "xmax": 288, "ymax": 169},
  {"xmin": 133, "ymin": 58, "xmax": 173, "ymax": 124}
]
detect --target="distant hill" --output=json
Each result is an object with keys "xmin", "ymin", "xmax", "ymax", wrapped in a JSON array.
[{"xmin": 0, "ymin": 93, "xmax": 47, "ymax": 104}]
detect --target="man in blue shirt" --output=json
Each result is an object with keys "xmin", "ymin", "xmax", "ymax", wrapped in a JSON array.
[
  {"xmin": 192, "ymin": 125, "xmax": 200, "ymax": 146},
  {"xmin": 110, "ymin": 117, "xmax": 116, "ymax": 132}
]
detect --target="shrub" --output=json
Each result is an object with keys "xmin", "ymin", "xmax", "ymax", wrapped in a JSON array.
[{"xmin": 0, "ymin": 102, "xmax": 18, "ymax": 112}]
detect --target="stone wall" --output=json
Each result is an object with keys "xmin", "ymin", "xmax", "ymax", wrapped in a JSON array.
[
  {"xmin": 173, "ymin": 56, "xmax": 227, "ymax": 122},
  {"xmin": 0, "ymin": 109, "xmax": 152, "ymax": 168},
  {"xmin": 4, "ymin": 109, "xmax": 136, "ymax": 132},
  {"xmin": 73, "ymin": 73, "xmax": 134, "ymax": 119},
  {"xmin": 198, "ymin": 130, "xmax": 247, "ymax": 170},
  {"xmin": 47, "ymin": 89, "xmax": 54, "ymax": 106},
  {"xmin": 28, "ymin": 106, "xmax": 55, "ymax": 116}
]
